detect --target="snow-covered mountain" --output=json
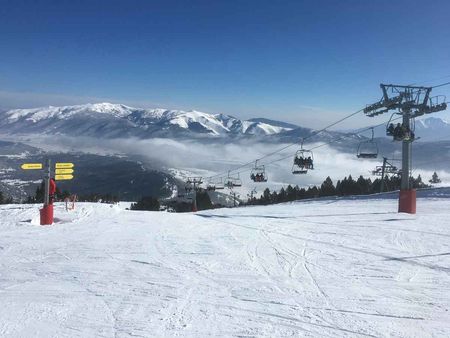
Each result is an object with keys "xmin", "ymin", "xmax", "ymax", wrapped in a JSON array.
[
  {"xmin": 414, "ymin": 117, "xmax": 450, "ymax": 141},
  {"xmin": 0, "ymin": 103, "xmax": 295, "ymax": 139}
]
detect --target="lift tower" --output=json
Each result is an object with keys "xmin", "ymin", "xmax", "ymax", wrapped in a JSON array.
[
  {"xmin": 364, "ymin": 84, "xmax": 447, "ymax": 213},
  {"xmin": 186, "ymin": 177, "xmax": 203, "ymax": 212}
]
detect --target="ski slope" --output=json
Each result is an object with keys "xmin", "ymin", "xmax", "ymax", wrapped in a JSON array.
[{"xmin": 0, "ymin": 192, "xmax": 449, "ymax": 337}]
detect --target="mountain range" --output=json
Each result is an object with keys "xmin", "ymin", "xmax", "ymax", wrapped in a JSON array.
[
  {"xmin": 1, "ymin": 102, "xmax": 448, "ymax": 142},
  {"xmin": 0, "ymin": 103, "xmax": 297, "ymax": 139}
]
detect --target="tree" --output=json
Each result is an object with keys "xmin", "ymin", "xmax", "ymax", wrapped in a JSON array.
[
  {"xmin": 196, "ymin": 191, "xmax": 213, "ymax": 210},
  {"xmin": 261, "ymin": 188, "xmax": 271, "ymax": 205},
  {"xmin": 356, "ymin": 175, "xmax": 372, "ymax": 195},
  {"xmin": 429, "ymin": 172, "xmax": 441, "ymax": 184},
  {"xmin": 130, "ymin": 196, "xmax": 160, "ymax": 211},
  {"xmin": 286, "ymin": 185, "xmax": 296, "ymax": 201},
  {"xmin": 320, "ymin": 176, "xmax": 336, "ymax": 196}
]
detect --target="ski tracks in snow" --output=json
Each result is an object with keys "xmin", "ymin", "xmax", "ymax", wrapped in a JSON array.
[{"xmin": 1, "ymin": 199, "xmax": 450, "ymax": 336}]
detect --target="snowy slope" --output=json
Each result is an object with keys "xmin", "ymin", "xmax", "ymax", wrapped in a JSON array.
[
  {"xmin": 0, "ymin": 103, "xmax": 295, "ymax": 139},
  {"xmin": 1, "ymin": 192, "xmax": 449, "ymax": 337}
]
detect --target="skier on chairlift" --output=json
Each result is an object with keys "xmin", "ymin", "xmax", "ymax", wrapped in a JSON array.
[
  {"xmin": 393, "ymin": 123, "xmax": 402, "ymax": 140},
  {"xmin": 387, "ymin": 123, "xmax": 395, "ymax": 136}
]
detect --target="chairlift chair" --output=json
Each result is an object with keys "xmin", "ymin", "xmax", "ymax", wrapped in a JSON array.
[
  {"xmin": 250, "ymin": 160, "xmax": 268, "ymax": 182},
  {"xmin": 206, "ymin": 177, "xmax": 225, "ymax": 191},
  {"xmin": 214, "ymin": 177, "xmax": 225, "ymax": 190},
  {"xmin": 292, "ymin": 148, "xmax": 314, "ymax": 175},
  {"xmin": 386, "ymin": 113, "xmax": 416, "ymax": 142},
  {"xmin": 225, "ymin": 171, "xmax": 242, "ymax": 188},
  {"xmin": 357, "ymin": 128, "xmax": 378, "ymax": 159}
]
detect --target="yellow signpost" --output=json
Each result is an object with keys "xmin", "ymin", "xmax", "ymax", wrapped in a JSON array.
[
  {"xmin": 55, "ymin": 163, "xmax": 74, "ymax": 169},
  {"xmin": 21, "ymin": 163, "xmax": 43, "ymax": 170},
  {"xmin": 55, "ymin": 174, "xmax": 74, "ymax": 181},
  {"xmin": 55, "ymin": 168, "xmax": 74, "ymax": 175}
]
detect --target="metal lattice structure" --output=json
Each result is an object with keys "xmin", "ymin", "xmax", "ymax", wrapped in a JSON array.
[
  {"xmin": 364, "ymin": 84, "xmax": 447, "ymax": 192},
  {"xmin": 185, "ymin": 177, "xmax": 203, "ymax": 211},
  {"xmin": 364, "ymin": 84, "xmax": 447, "ymax": 118}
]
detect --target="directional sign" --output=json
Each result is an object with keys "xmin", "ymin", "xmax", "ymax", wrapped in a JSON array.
[
  {"xmin": 55, "ymin": 174, "xmax": 74, "ymax": 181},
  {"xmin": 55, "ymin": 163, "xmax": 74, "ymax": 169},
  {"xmin": 55, "ymin": 168, "xmax": 74, "ymax": 175},
  {"xmin": 21, "ymin": 163, "xmax": 43, "ymax": 170}
]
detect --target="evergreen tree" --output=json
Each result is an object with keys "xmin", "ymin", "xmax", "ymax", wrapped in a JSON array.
[
  {"xmin": 277, "ymin": 187, "xmax": 287, "ymax": 203},
  {"xmin": 429, "ymin": 172, "xmax": 441, "ymax": 184},
  {"xmin": 262, "ymin": 188, "xmax": 271, "ymax": 205},
  {"xmin": 196, "ymin": 191, "xmax": 213, "ymax": 210},
  {"xmin": 320, "ymin": 176, "xmax": 336, "ymax": 196},
  {"xmin": 356, "ymin": 175, "xmax": 372, "ymax": 195},
  {"xmin": 130, "ymin": 196, "xmax": 160, "ymax": 211},
  {"xmin": 286, "ymin": 185, "xmax": 296, "ymax": 201}
]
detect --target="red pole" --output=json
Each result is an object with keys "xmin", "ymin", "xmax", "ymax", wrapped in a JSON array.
[{"xmin": 40, "ymin": 159, "xmax": 54, "ymax": 225}]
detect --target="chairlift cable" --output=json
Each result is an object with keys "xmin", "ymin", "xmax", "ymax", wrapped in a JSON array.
[
  {"xmin": 206, "ymin": 79, "xmax": 448, "ymax": 182},
  {"xmin": 206, "ymin": 108, "xmax": 365, "ymax": 180},
  {"xmin": 212, "ymin": 114, "xmax": 404, "ymax": 181},
  {"xmin": 431, "ymin": 81, "xmax": 450, "ymax": 89}
]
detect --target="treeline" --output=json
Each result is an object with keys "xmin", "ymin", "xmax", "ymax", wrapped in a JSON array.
[
  {"xmin": 246, "ymin": 174, "xmax": 429, "ymax": 206},
  {"xmin": 24, "ymin": 181, "xmax": 119, "ymax": 204},
  {"xmin": 0, "ymin": 190, "xmax": 13, "ymax": 204},
  {"xmin": 24, "ymin": 181, "xmax": 70, "ymax": 203}
]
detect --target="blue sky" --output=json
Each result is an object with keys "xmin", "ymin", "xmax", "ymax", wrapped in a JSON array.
[{"xmin": 0, "ymin": 0, "xmax": 449, "ymax": 127}]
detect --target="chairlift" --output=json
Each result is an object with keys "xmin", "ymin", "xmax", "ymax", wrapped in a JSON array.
[
  {"xmin": 214, "ymin": 177, "xmax": 225, "ymax": 190},
  {"xmin": 250, "ymin": 160, "xmax": 268, "ymax": 182},
  {"xmin": 371, "ymin": 157, "xmax": 398, "ymax": 176},
  {"xmin": 292, "ymin": 141, "xmax": 314, "ymax": 175},
  {"xmin": 206, "ymin": 177, "xmax": 225, "ymax": 191},
  {"xmin": 184, "ymin": 182, "xmax": 193, "ymax": 193},
  {"xmin": 371, "ymin": 165, "xmax": 398, "ymax": 176},
  {"xmin": 386, "ymin": 113, "xmax": 416, "ymax": 142},
  {"xmin": 357, "ymin": 128, "xmax": 378, "ymax": 159},
  {"xmin": 225, "ymin": 171, "xmax": 242, "ymax": 188}
]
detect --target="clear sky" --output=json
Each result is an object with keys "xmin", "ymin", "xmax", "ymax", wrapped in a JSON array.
[{"xmin": 1, "ymin": 0, "xmax": 449, "ymax": 128}]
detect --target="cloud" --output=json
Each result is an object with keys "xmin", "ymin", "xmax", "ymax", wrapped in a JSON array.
[{"xmin": 9, "ymin": 133, "xmax": 391, "ymax": 197}]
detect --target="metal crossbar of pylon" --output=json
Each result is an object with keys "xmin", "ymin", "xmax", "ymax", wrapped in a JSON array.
[{"xmin": 364, "ymin": 84, "xmax": 447, "ymax": 213}]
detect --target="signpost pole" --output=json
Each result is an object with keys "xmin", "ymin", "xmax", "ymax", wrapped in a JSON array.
[
  {"xmin": 40, "ymin": 158, "xmax": 54, "ymax": 225},
  {"xmin": 44, "ymin": 158, "xmax": 51, "ymax": 206}
]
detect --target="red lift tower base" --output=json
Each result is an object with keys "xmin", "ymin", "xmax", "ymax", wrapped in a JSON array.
[
  {"xmin": 40, "ymin": 204, "xmax": 54, "ymax": 225},
  {"xmin": 398, "ymin": 189, "xmax": 416, "ymax": 214}
]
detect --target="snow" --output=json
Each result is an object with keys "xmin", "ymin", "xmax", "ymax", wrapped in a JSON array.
[
  {"xmin": 5, "ymin": 103, "xmax": 134, "ymax": 122},
  {"xmin": 2, "ymin": 103, "xmax": 293, "ymax": 137},
  {"xmin": 0, "ymin": 194, "xmax": 449, "ymax": 337}
]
